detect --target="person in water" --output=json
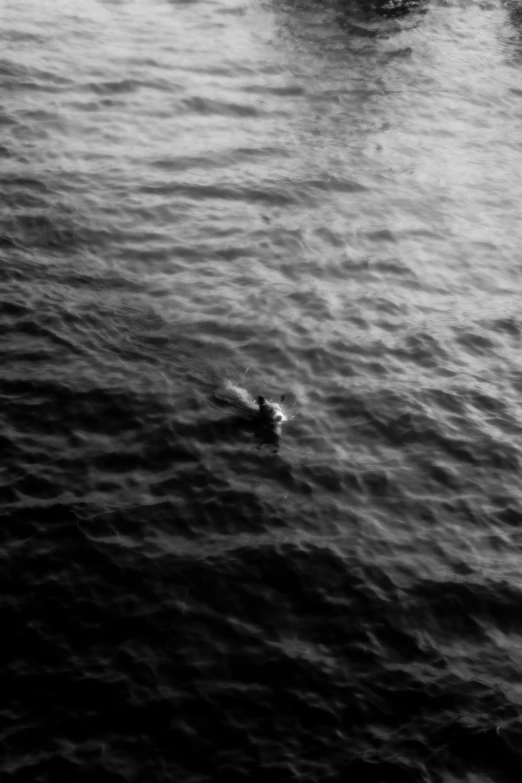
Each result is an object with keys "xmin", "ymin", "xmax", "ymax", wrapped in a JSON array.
[{"xmin": 257, "ymin": 395, "xmax": 285, "ymax": 423}]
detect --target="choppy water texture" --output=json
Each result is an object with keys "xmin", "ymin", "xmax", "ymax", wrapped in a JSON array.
[{"xmin": 2, "ymin": 0, "xmax": 522, "ymax": 780}]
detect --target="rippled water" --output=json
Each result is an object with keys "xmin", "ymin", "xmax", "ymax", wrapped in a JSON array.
[{"xmin": 2, "ymin": 0, "xmax": 522, "ymax": 780}]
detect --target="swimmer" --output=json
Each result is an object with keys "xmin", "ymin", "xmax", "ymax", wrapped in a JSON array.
[{"xmin": 257, "ymin": 395, "xmax": 286, "ymax": 424}]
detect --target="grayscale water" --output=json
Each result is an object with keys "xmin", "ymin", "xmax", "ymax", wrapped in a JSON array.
[{"xmin": 2, "ymin": 0, "xmax": 522, "ymax": 780}]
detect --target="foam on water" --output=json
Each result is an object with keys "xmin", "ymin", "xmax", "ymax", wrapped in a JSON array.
[{"xmin": 222, "ymin": 379, "xmax": 259, "ymax": 412}]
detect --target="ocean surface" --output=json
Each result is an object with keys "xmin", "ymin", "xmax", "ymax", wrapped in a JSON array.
[{"xmin": 2, "ymin": 0, "xmax": 522, "ymax": 780}]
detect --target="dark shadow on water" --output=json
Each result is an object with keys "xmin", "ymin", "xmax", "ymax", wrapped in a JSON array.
[
  {"xmin": 500, "ymin": 0, "xmax": 522, "ymax": 62},
  {"xmin": 352, "ymin": 0, "xmax": 429, "ymax": 20},
  {"xmin": 272, "ymin": 0, "xmax": 428, "ymax": 45},
  {"xmin": 177, "ymin": 409, "xmax": 284, "ymax": 454}
]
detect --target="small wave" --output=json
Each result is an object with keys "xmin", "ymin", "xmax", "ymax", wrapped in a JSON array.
[
  {"xmin": 85, "ymin": 79, "xmax": 139, "ymax": 95},
  {"xmin": 138, "ymin": 181, "xmax": 304, "ymax": 207},
  {"xmin": 0, "ymin": 58, "xmax": 72, "ymax": 91},
  {"xmin": 181, "ymin": 95, "xmax": 261, "ymax": 118}
]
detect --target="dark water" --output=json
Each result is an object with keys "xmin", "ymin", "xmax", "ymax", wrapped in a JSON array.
[{"xmin": 2, "ymin": 0, "xmax": 522, "ymax": 780}]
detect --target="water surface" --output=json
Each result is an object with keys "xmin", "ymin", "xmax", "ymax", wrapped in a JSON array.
[{"xmin": 2, "ymin": 0, "xmax": 522, "ymax": 780}]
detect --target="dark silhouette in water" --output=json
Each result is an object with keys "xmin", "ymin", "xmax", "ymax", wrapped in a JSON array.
[
  {"xmin": 332, "ymin": 0, "xmax": 429, "ymax": 19},
  {"xmin": 252, "ymin": 414, "xmax": 284, "ymax": 452},
  {"xmin": 278, "ymin": 0, "xmax": 428, "ymax": 22},
  {"xmin": 367, "ymin": 0, "xmax": 426, "ymax": 18},
  {"xmin": 176, "ymin": 409, "xmax": 283, "ymax": 453}
]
